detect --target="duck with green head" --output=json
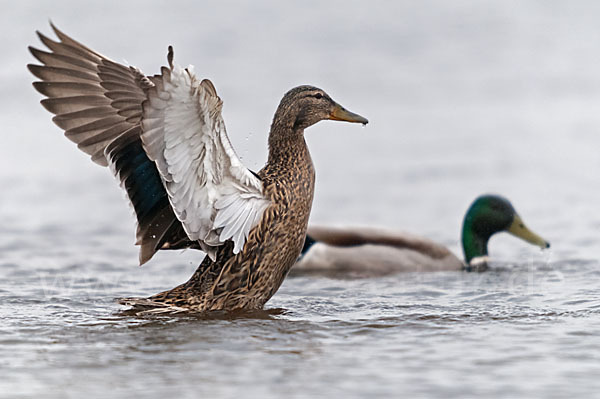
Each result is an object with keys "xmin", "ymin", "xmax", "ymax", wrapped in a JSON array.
[
  {"xmin": 460, "ymin": 194, "xmax": 549, "ymax": 270},
  {"xmin": 290, "ymin": 194, "xmax": 550, "ymax": 277}
]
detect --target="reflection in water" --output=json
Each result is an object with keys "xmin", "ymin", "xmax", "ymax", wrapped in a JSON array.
[{"xmin": 116, "ymin": 306, "xmax": 288, "ymax": 320}]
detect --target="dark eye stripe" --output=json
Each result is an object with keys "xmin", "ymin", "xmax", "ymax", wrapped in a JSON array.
[{"xmin": 302, "ymin": 90, "xmax": 325, "ymax": 99}]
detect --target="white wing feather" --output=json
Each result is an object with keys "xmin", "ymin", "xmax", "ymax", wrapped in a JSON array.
[{"xmin": 141, "ymin": 60, "xmax": 270, "ymax": 260}]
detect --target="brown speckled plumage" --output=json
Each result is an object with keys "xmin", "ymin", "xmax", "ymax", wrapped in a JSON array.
[
  {"xmin": 146, "ymin": 91, "xmax": 318, "ymax": 310},
  {"xmin": 27, "ymin": 25, "xmax": 368, "ymax": 314},
  {"xmin": 137, "ymin": 85, "xmax": 369, "ymax": 311}
]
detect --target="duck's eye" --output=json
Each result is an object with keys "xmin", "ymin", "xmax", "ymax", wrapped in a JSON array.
[{"xmin": 314, "ymin": 93, "xmax": 323, "ymax": 99}]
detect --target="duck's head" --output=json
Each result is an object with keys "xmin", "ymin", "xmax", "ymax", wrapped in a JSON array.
[
  {"xmin": 271, "ymin": 85, "xmax": 368, "ymax": 132},
  {"xmin": 461, "ymin": 194, "xmax": 550, "ymax": 265}
]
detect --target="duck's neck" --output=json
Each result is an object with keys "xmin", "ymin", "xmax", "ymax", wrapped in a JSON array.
[
  {"xmin": 461, "ymin": 221, "xmax": 490, "ymax": 264},
  {"xmin": 267, "ymin": 122, "xmax": 309, "ymax": 166}
]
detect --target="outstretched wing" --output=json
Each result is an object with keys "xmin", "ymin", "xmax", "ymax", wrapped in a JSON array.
[
  {"xmin": 28, "ymin": 23, "xmax": 150, "ymax": 165},
  {"xmin": 29, "ymin": 24, "xmax": 270, "ymax": 263},
  {"xmin": 28, "ymin": 24, "xmax": 193, "ymax": 264},
  {"xmin": 142, "ymin": 55, "xmax": 270, "ymax": 260}
]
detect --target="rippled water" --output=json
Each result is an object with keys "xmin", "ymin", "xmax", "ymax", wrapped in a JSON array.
[{"xmin": 2, "ymin": 1, "xmax": 600, "ymax": 398}]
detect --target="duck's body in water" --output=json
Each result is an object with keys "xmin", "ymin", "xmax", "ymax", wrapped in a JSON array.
[
  {"xmin": 291, "ymin": 195, "xmax": 550, "ymax": 278},
  {"xmin": 149, "ymin": 95, "xmax": 322, "ymax": 310},
  {"xmin": 29, "ymin": 24, "xmax": 367, "ymax": 312}
]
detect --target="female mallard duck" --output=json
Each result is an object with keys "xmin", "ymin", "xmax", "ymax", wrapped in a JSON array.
[
  {"xmin": 28, "ymin": 24, "xmax": 367, "ymax": 312},
  {"xmin": 291, "ymin": 194, "xmax": 550, "ymax": 277}
]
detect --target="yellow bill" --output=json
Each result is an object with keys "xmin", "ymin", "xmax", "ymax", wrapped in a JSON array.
[
  {"xmin": 329, "ymin": 103, "xmax": 368, "ymax": 125},
  {"xmin": 507, "ymin": 215, "xmax": 550, "ymax": 249}
]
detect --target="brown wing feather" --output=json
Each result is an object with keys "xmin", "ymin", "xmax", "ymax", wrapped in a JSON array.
[
  {"xmin": 29, "ymin": 24, "xmax": 195, "ymax": 264},
  {"xmin": 28, "ymin": 23, "xmax": 147, "ymax": 166}
]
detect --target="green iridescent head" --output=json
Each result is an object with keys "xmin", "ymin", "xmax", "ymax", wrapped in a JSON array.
[{"xmin": 461, "ymin": 194, "xmax": 550, "ymax": 265}]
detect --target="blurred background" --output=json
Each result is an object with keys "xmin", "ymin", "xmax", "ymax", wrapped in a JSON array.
[
  {"xmin": 3, "ymin": 1, "xmax": 599, "ymax": 264},
  {"xmin": 1, "ymin": 1, "xmax": 600, "ymax": 398}
]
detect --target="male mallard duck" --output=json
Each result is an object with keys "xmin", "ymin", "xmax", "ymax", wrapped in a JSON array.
[
  {"xmin": 291, "ymin": 194, "xmax": 550, "ymax": 277},
  {"xmin": 28, "ymin": 24, "xmax": 367, "ymax": 312}
]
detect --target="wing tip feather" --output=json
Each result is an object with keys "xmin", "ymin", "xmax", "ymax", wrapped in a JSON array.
[
  {"xmin": 49, "ymin": 20, "xmax": 60, "ymax": 36},
  {"xmin": 27, "ymin": 64, "xmax": 44, "ymax": 80},
  {"xmin": 167, "ymin": 45, "xmax": 174, "ymax": 69}
]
